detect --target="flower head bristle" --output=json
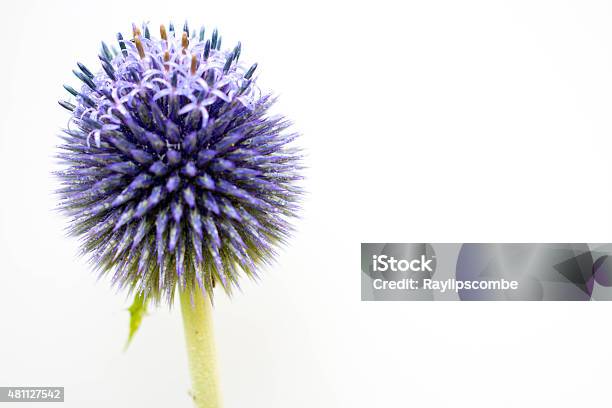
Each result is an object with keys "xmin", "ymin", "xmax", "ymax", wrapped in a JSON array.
[
  {"xmin": 190, "ymin": 54, "xmax": 198, "ymax": 75},
  {"xmin": 56, "ymin": 21, "xmax": 303, "ymax": 305},
  {"xmin": 134, "ymin": 37, "xmax": 145, "ymax": 59},
  {"xmin": 132, "ymin": 23, "xmax": 142, "ymax": 38},
  {"xmin": 181, "ymin": 32, "xmax": 189, "ymax": 54}
]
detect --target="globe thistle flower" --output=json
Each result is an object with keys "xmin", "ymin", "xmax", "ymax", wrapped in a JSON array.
[{"xmin": 56, "ymin": 22, "xmax": 303, "ymax": 305}]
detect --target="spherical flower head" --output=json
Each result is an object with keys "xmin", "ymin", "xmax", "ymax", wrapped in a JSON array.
[{"xmin": 56, "ymin": 22, "xmax": 303, "ymax": 304}]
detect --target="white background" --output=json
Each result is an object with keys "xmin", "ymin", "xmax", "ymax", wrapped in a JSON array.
[{"xmin": 1, "ymin": 0, "xmax": 612, "ymax": 407}]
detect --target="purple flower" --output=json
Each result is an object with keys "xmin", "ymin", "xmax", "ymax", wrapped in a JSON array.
[{"xmin": 56, "ymin": 22, "xmax": 303, "ymax": 304}]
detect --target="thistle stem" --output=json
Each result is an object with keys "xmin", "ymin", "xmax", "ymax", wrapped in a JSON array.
[{"xmin": 179, "ymin": 287, "xmax": 222, "ymax": 408}]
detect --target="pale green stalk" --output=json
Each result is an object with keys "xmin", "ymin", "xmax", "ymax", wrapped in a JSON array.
[{"xmin": 180, "ymin": 287, "xmax": 222, "ymax": 408}]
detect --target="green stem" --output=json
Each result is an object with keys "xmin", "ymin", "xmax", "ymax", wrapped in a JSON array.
[{"xmin": 179, "ymin": 286, "xmax": 222, "ymax": 408}]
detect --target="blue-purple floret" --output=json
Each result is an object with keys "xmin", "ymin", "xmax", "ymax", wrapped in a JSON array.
[{"xmin": 56, "ymin": 22, "xmax": 303, "ymax": 304}]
